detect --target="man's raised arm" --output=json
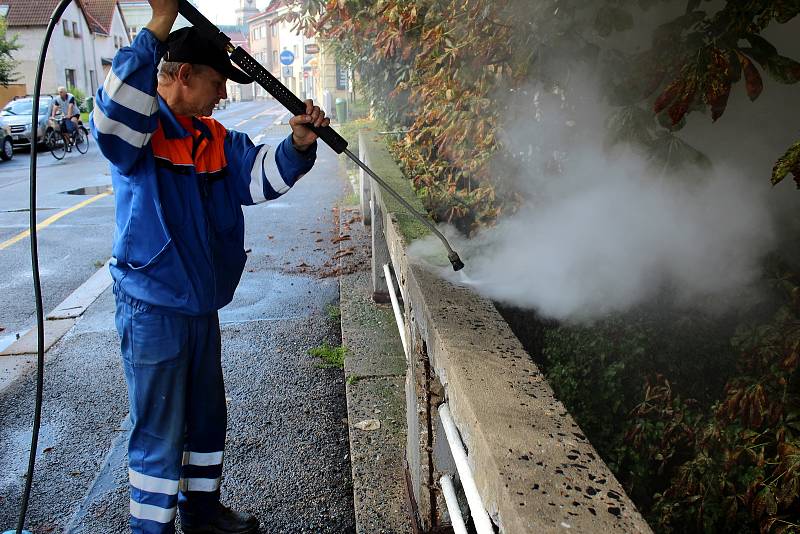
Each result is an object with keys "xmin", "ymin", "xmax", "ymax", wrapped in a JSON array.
[{"xmin": 90, "ymin": 0, "xmax": 177, "ymax": 174}]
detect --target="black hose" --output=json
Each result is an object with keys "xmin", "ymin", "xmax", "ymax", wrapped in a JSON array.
[{"xmin": 15, "ymin": 1, "xmax": 73, "ymax": 532}]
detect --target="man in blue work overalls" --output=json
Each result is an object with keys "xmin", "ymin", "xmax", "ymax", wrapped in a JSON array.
[{"xmin": 91, "ymin": 0, "xmax": 330, "ymax": 532}]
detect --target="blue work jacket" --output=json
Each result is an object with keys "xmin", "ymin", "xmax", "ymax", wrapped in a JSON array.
[{"xmin": 91, "ymin": 28, "xmax": 316, "ymax": 315}]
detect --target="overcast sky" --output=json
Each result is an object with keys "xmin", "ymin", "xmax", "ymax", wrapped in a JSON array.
[{"xmin": 196, "ymin": 0, "xmax": 271, "ymax": 25}]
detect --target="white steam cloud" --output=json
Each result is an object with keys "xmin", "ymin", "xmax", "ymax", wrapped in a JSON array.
[{"xmin": 409, "ymin": 92, "xmax": 778, "ymax": 322}]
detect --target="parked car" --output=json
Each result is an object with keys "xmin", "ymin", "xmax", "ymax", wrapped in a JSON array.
[
  {"xmin": 0, "ymin": 96, "xmax": 56, "ymax": 148},
  {"xmin": 214, "ymin": 98, "xmax": 227, "ymax": 110},
  {"xmin": 1, "ymin": 124, "xmax": 13, "ymax": 161}
]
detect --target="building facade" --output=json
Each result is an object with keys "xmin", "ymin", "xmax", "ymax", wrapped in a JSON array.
[{"xmin": 5, "ymin": 0, "xmax": 131, "ymax": 97}]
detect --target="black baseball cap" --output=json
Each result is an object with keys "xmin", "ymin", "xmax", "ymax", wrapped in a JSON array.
[{"xmin": 165, "ymin": 27, "xmax": 253, "ymax": 84}]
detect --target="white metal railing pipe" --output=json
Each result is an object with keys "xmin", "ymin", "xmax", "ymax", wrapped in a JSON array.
[
  {"xmin": 439, "ymin": 403, "xmax": 494, "ymax": 533},
  {"xmin": 440, "ymin": 474, "xmax": 469, "ymax": 534},
  {"xmin": 383, "ymin": 263, "xmax": 409, "ymax": 361}
]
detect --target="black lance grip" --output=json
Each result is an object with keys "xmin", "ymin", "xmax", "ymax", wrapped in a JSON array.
[{"xmin": 229, "ymin": 48, "xmax": 349, "ymax": 154}]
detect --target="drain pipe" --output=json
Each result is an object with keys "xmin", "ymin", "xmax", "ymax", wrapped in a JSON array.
[
  {"xmin": 439, "ymin": 404, "xmax": 494, "ymax": 534},
  {"xmin": 440, "ymin": 474, "xmax": 468, "ymax": 534},
  {"xmin": 383, "ymin": 263, "xmax": 409, "ymax": 361}
]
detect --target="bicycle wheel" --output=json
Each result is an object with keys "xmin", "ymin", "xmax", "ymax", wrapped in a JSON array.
[
  {"xmin": 47, "ymin": 130, "xmax": 66, "ymax": 160},
  {"xmin": 74, "ymin": 128, "xmax": 89, "ymax": 154}
]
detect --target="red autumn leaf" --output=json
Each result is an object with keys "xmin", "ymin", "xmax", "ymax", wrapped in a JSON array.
[
  {"xmin": 667, "ymin": 86, "xmax": 695, "ymax": 125},
  {"xmin": 654, "ymin": 79, "xmax": 684, "ymax": 114},
  {"xmin": 739, "ymin": 52, "xmax": 763, "ymax": 101},
  {"xmin": 708, "ymin": 79, "xmax": 732, "ymax": 121}
]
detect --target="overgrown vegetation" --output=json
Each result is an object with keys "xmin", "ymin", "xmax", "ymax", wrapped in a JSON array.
[
  {"xmin": 309, "ymin": 342, "xmax": 347, "ymax": 369},
  {"xmin": 282, "ymin": 0, "xmax": 799, "ymax": 232},
  {"xmin": 280, "ymin": 0, "xmax": 800, "ymax": 530},
  {"xmin": 326, "ymin": 303, "xmax": 342, "ymax": 322}
]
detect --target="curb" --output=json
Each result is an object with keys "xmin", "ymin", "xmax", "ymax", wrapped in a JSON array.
[
  {"xmin": 338, "ymin": 198, "xmax": 412, "ymax": 533},
  {"xmin": 0, "ymin": 260, "xmax": 113, "ymax": 394}
]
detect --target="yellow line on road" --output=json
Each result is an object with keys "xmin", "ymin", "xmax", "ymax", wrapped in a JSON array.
[
  {"xmin": 233, "ymin": 108, "xmax": 277, "ymax": 128},
  {"xmin": 0, "ymin": 190, "xmax": 113, "ymax": 251}
]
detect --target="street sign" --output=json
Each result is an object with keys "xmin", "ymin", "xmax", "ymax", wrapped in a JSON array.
[
  {"xmin": 280, "ymin": 50, "xmax": 295, "ymax": 65},
  {"xmin": 282, "ymin": 66, "xmax": 293, "ymax": 77},
  {"xmin": 304, "ymin": 43, "xmax": 319, "ymax": 55}
]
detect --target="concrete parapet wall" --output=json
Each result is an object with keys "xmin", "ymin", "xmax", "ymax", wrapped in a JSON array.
[{"xmin": 358, "ymin": 130, "xmax": 653, "ymax": 533}]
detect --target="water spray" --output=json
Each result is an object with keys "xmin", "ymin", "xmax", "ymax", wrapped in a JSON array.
[{"xmin": 176, "ymin": 0, "xmax": 465, "ymax": 272}]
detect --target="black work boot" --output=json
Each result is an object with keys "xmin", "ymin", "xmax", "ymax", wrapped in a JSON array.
[{"xmin": 181, "ymin": 504, "xmax": 259, "ymax": 534}]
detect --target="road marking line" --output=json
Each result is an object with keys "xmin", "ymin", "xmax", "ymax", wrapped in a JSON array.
[
  {"xmin": 233, "ymin": 106, "xmax": 281, "ymax": 129},
  {"xmin": 0, "ymin": 190, "xmax": 113, "ymax": 251}
]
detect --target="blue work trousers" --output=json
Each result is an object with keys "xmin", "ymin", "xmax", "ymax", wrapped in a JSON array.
[{"xmin": 115, "ymin": 289, "xmax": 227, "ymax": 534}]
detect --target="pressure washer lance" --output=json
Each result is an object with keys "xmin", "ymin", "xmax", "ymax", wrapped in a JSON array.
[{"xmin": 177, "ymin": 0, "xmax": 464, "ymax": 272}]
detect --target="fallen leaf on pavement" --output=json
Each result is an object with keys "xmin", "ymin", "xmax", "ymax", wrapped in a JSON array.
[
  {"xmin": 354, "ymin": 419, "xmax": 381, "ymax": 431},
  {"xmin": 331, "ymin": 235, "xmax": 351, "ymax": 244},
  {"xmin": 333, "ymin": 249, "xmax": 354, "ymax": 259}
]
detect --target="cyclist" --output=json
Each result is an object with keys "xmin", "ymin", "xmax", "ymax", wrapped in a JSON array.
[{"xmin": 51, "ymin": 86, "xmax": 81, "ymax": 147}]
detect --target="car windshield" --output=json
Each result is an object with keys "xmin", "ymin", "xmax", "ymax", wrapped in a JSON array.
[{"xmin": 1, "ymin": 98, "xmax": 51, "ymax": 116}]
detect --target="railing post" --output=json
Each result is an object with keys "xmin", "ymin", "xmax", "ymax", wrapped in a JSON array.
[
  {"xmin": 369, "ymin": 189, "xmax": 391, "ymax": 303},
  {"xmin": 358, "ymin": 133, "xmax": 371, "ymax": 226}
]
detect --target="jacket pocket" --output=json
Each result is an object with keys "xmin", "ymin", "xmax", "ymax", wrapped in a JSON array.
[{"xmin": 121, "ymin": 184, "xmax": 174, "ymax": 270}]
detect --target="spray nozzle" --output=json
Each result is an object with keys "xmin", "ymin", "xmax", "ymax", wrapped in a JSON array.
[{"xmin": 448, "ymin": 251, "xmax": 465, "ymax": 271}]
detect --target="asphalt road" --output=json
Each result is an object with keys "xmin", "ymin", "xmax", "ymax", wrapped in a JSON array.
[{"xmin": 0, "ymin": 99, "xmax": 356, "ymax": 532}]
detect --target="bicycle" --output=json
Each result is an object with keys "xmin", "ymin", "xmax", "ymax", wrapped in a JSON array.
[{"xmin": 46, "ymin": 116, "xmax": 89, "ymax": 160}]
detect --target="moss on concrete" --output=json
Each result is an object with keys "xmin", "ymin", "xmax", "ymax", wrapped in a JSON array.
[{"xmin": 358, "ymin": 129, "xmax": 432, "ymax": 244}]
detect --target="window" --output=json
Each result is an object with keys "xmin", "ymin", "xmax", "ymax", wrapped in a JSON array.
[
  {"xmin": 72, "ymin": 21, "xmax": 80, "ymax": 37},
  {"xmin": 271, "ymin": 24, "xmax": 277, "ymax": 37},
  {"xmin": 62, "ymin": 20, "xmax": 71, "ymax": 36},
  {"xmin": 272, "ymin": 50, "xmax": 278, "ymax": 68},
  {"xmin": 90, "ymin": 70, "xmax": 98, "ymax": 94},
  {"xmin": 65, "ymin": 69, "xmax": 76, "ymax": 89}
]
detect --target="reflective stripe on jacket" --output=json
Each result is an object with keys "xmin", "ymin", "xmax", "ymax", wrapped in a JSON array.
[{"xmin": 91, "ymin": 28, "xmax": 317, "ymax": 315}]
